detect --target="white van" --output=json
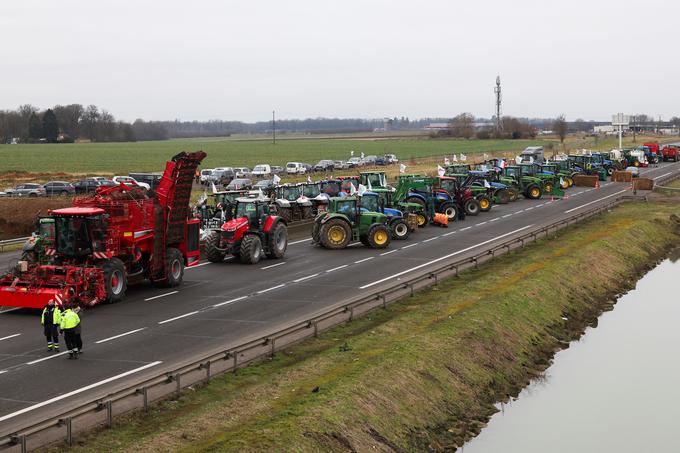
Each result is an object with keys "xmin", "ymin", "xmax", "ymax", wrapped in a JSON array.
[
  {"xmin": 286, "ymin": 162, "xmax": 306, "ymax": 174},
  {"xmin": 252, "ymin": 164, "xmax": 272, "ymax": 177}
]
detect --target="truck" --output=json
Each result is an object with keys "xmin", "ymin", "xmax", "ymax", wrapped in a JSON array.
[
  {"xmin": 661, "ymin": 145, "xmax": 679, "ymax": 162},
  {"xmin": 0, "ymin": 151, "xmax": 206, "ymax": 309}
]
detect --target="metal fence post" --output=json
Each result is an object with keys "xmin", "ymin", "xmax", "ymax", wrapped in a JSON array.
[
  {"xmin": 142, "ymin": 387, "xmax": 148, "ymax": 412},
  {"xmin": 175, "ymin": 373, "xmax": 181, "ymax": 395},
  {"xmin": 65, "ymin": 418, "xmax": 72, "ymax": 447},
  {"xmin": 205, "ymin": 361, "xmax": 211, "ymax": 382},
  {"xmin": 106, "ymin": 401, "xmax": 113, "ymax": 428},
  {"xmin": 270, "ymin": 338, "xmax": 276, "ymax": 357}
]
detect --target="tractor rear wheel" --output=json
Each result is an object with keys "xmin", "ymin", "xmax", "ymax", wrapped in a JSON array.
[
  {"xmin": 405, "ymin": 196, "xmax": 426, "ymax": 208},
  {"xmin": 441, "ymin": 203, "xmax": 458, "ymax": 221},
  {"xmin": 495, "ymin": 189, "xmax": 510, "ymax": 204},
  {"xmin": 102, "ymin": 257, "xmax": 127, "ymax": 303},
  {"xmin": 301, "ymin": 206, "xmax": 313, "ymax": 219},
  {"xmin": 266, "ymin": 222, "xmax": 288, "ymax": 259},
  {"xmin": 319, "ymin": 219, "xmax": 351, "ymax": 249},
  {"xmin": 544, "ymin": 182, "xmax": 554, "ymax": 194},
  {"xmin": 204, "ymin": 231, "xmax": 226, "ymax": 263},
  {"xmin": 390, "ymin": 218, "xmax": 410, "ymax": 240},
  {"xmin": 507, "ymin": 188, "xmax": 519, "ymax": 202},
  {"xmin": 164, "ymin": 248, "xmax": 184, "ymax": 286},
  {"xmin": 239, "ymin": 234, "xmax": 263, "ymax": 264},
  {"xmin": 278, "ymin": 207, "xmax": 293, "ymax": 223},
  {"xmin": 526, "ymin": 185, "xmax": 542, "ymax": 199},
  {"xmin": 477, "ymin": 195, "xmax": 492, "ymax": 212},
  {"xmin": 360, "ymin": 235, "xmax": 370, "ymax": 246},
  {"xmin": 464, "ymin": 198, "xmax": 480, "ymax": 216},
  {"xmin": 367, "ymin": 224, "xmax": 390, "ymax": 249}
]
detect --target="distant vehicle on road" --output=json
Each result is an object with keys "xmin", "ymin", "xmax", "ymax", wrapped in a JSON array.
[
  {"xmin": 362, "ymin": 155, "xmax": 378, "ymax": 165},
  {"xmin": 73, "ymin": 179, "xmax": 105, "ymax": 194},
  {"xmin": 112, "ymin": 176, "xmax": 150, "ymax": 190},
  {"xmin": 301, "ymin": 163, "xmax": 313, "ymax": 174},
  {"xmin": 374, "ymin": 156, "xmax": 386, "ymax": 166},
  {"xmin": 252, "ymin": 164, "xmax": 272, "ymax": 177},
  {"xmin": 4, "ymin": 183, "xmax": 46, "ymax": 197},
  {"xmin": 253, "ymin": 179, "xmax": 276, "ymax": 192},
  {"xmin": 200, "ymin": 169, "xmax": 214, "ymax": 184},
  {"xmin": 286, "ymin": 162, "xmax": 305, "ymax": 174},
  {"xmin": 211, "ymin": 168, "xmax": 236, "ymax": 185},
  {"xmin": 43, "ymin": 181, "xmax": 76, "ymax": 196}
]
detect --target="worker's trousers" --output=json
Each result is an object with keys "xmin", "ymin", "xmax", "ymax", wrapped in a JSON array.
[
  {"xmin": 64, "ymin": 327, "xmax": 82, "ymax": 352},
  {"xmin": 44, "ymin": 324, "xmax": 59, "ymax": 347}
]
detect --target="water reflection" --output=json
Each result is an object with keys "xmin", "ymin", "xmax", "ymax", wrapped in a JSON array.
[{"xmin": 463, "ymin": 258, "xmax": 680, "ymax": 453}]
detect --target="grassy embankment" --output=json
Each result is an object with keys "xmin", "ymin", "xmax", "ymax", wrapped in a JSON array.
[{"xmin": 49, "ymin": 199, "xmax": 680, "ymax": 453}]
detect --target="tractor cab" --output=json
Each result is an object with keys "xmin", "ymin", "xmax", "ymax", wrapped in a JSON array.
[
  {"xmin": 320, "ymin": 180, "xmax": 344, "ymax": 197},
  {"xmin": 503, "ymin": 166, "xmax": 523, "ymax": 182},
  {"xmin": 445, "ymin": 164, "xmax": 471, "ymax": 176},
  {"xmin": 312, "ymin": 196, "xmax": 391, "ymax": 249},
  {"xmin": 338, "ymin": 176, "xmax": 359, "ymax": 194},
  {"xmin": 233, "ymin": 198, "xmax": 271, "ymax": 228},
  {"xmin": 277, "ymin": 185, "xmax": 300, "ymax": 202},
  {"xmin": 51, "ymin": 207, "xmax": 108, "ymax": 260},
  {"xmin": 359, "ymin": 171, "xmax": 388, "ymax": 189}
]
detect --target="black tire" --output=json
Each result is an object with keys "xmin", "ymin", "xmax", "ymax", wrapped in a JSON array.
[
  {"xmin": 29, "ymin": 193, "xmax": 37, "ymax": 197},
  {"xmin": 366, "ymin": 224, "xmax": 390, "ymax": 249},
  {"xmin": 239, "ymin": 234, "xmax": 263, "ymax": 264},
  {"xmin": 102, "ymin": 257, "xmax": 127, "ymax": 303},
  {"xmin": 278, "ymin": 207, "xmax": 292, "ymax": 223},
  {"xmin": 266, "ymin": 222, "xmax": 288, "ymax": 259},
  {"xmin": 360, "ymin": 235, "xmax": 370, "ymax": 246},
  {"xmin": 204, "ymin": 231, "xmax": 227, "ymax": 263},
  {"xmin": 319, "ymin": 218, "xmax": 351, "ymax": 249},
  {"xmin": 507, "ymin": 188, "xmax": 519, "ymax": 202},
  {"xmin": 526, "ymin": 185, "xmax": 542, "ymax": 199},
  {"xmin": 389, "ymin": 218, "xmax": 410, "ymax": 240},
  {"xmin": 606, "ymin": 167, "xmax": 614, "ymax": 176},
  {"xmin": 543, "ymin": 182, "xmax": 554, "ymax": 194},
  {"xmin": 440, "ymin": 203, "xmax": 458, "ymax": 221},
  {"xmin": 464, "ymin": 198, "xmax": 480, "ymax": 216},
  {"xmin": 301, "ymin": 206, "xmax": 313, "ymax": 219},
  {"xmin": 21, "ymin": 250, "xmax": 38, "ymax": 264},
  {"xmin": 164, "ymin": 247, "xmax": 184, "ymax": 287},
  {"xmin": 311, "ymin": 221, "xmax": 321, "ymax": 244},
  {"xmin": 405, "ymin": 196, "xmax": 426, "ymax": 209},
  {"xmin": 477, "ymin": 195, "xmax": 492, "ymax": 212},
  {"xmin": 495, "ymin": 189, "xmax": 510, "ymax": 204}
]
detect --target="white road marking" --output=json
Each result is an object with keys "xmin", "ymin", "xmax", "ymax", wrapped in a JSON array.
[
  {"xmin": 654, "ymin": 172, "xmax": 672, "ymax": 180},
  {"xmin": 261, "ymin": 261, "xmax": 287, "ymax": 270},
  {"xmin": 525, "ymin": 206, "xmax": 534, "ymax": 211},
  {"xmin": 213, "ymin": 296, "xmax": 248, "ymax": 308},
  {"xmin": 536, "ymin": 203, "xmax": 544, "ymax": 207},
  {"xmin": 0, "ymin": 361, "xmax": 163, "ymax": 423},
  {"xmin": 293, "ymin": 273, "xmax": 320, "ymax": 283},
  {"xmin": 95, "ymin": 328, "xmax": 147, "ymax": 344},
  {"xmin": 289, "ymin": 238, "xmax": 312, "ymax": 245},
  {"xmin": 158, "ymin": 311, "xmax": 199, "ymax": 324},
  {"xmin": 359, "ymin": 224, "xmax": 534, "ymax": 289},
  {"xmin": 186, "ymin": 261, "xmax": 211, "ymax": 270},
  {"xmin": 422, "ymin": 237, "xmax": 439, "ymax": 242},
  {"xmin": 442, "ymin": 231, "xmax": 456, "ymax": 236},
  {"xmin": 354, "ymin": 257, "xmax": 375, "ymax": 264},
  {"xmin": 257, "ymin": 284, "xmax": 285, "ymax": 294},
  {"xmin": 516, "ymin": 209, "xmax": 525, "ymax": 213},
  {"xmin": 145, "ymin": 291, "xmax": 178, "ymax": 301},
  {"xmin": 401, "ymin": 243, "xmax": 418, "ymax": 249},
  {"xmin": 325, "ymin": 264, "xmax": 348, "ymax": 273},
  {"xmin": 380, "ymin": 250, "xmax": 397, "ymax": 256},
  {"xmin": 460, "ymin": 226, "xmax": 472, "ymax": 231},
  {"xmin": 26, "ymin": 352, "xmax": 69, "ymax": 365},
  {"xmin": 564, "ymin": 189, "xmax": 628, "ymax": 214},
  {"xmin": 0, "ymin": 333, "xmax": 21, "ymax": 342},
  {"xmin": 0, "ymin": 370, "xmax": 6, "ymax": 375},
  {"xmin": 476, "ymin": 221, "xmax": 487, "ymax": 226},
  {"xmin": 502, "ymin": 214, "xmax": 512, "ymax": 218},
  {"xmin": 0, "ymin": 308, "xmax": 21, "ymax": 314},
  {"xmin": 490, "ymin": 218, "xmax": 500, "ymax": 222}
]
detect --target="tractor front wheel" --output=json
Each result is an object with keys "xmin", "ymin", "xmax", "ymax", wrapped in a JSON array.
[
  {"xmin": 204, "ymin": 231, "xmax": 227, "ymax": 263},
  {"xmin": 102, "ymin": 257, "xmax": 127, "ymax": 303},
  {"xmin": 477, "ymin": 195, "xmax": 492, "ymax": 212},
  {"xmin": 367, "ymin": 224, "xmax": 390, "ymax": 249},
  {"xmin": 495, "ymin": 189, "xmax": 510, "ymax": 204},
  {"xmin": 464, "ymin": 198, "xmax": 480, "ymax": 216},
  {"xmin": 526, "ymin": 185, "xmax": 542, "ymax": 199},
  {"xmin": 266, "ymin": 223, "xmax": 288, "ymax": 259},
  {"xmin": 507, "ymin": 188, "xmax": 519, "ymax": 202},
  {"xmin": 240, "ymin": 234, "xmax": 263, "ymax": 264},
  {"xmin": 416, "ymin": 212, "xmax": 428, "ymax": 228},
  {"xmin": 544, "ymin": 182, "xmax": 554, "ymax": 194},
  {"xmin": 441, "ymin": 203, "xmax": 458, "ymax": 221},
  {"xmin": 319, "ymin": 219, "xmax": 351, "ymax": 249},
  {"xmin": 300, "ymin": 206, "xmax": 313, "ymax": 219},
  {"xmin": 390, "ymin": 218, "xmax": 410, "ymax": 240},
  {"xmin": 164, "ymin": 248, "xmax": 184, "ymax": 286}
]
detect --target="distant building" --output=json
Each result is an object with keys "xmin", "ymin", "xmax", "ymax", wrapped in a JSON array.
[{"xmin": 424, "ymin": 122, "xmax": 451, "ymax": 131}]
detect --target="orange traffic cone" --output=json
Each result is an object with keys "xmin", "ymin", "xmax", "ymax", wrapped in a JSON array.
[{"xmin": 595, "ymin": 180, "xmax": 600, "ymax": 189}]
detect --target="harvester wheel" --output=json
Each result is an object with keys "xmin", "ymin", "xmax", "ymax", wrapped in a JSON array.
[
  {"xmin": 319, "ymin": 219, "xmax": 350, "ymax": 249},
  {"xmin": 477, "ymin": 195, "xmax": 492, "ymax": 212},
  {"xmin": 239, "ymin": 234, "xmax": 263, "ymax": 264},
  {"xmin": 165, "ymin": 248, "xmax": 184, "ymax": 286},
  {"xmin": 507, "ymin": 188, "xmax": 519, "ymax": 202},
  {"xmin": 526, "ymin": 185, "xmax": 542, "ymax": 199},
  {"xmin": 441, "ymin": 203, "xmax": 458, "ymax": 221},
  {"xmin": 204, "ymin": 231, "xmax": 227, "ymax": 263},
  {"xmin": 266, "ymin": 222, "xmax": 288, "ymax": 259},
  {"xmin": 544, "ymin": 182, "xmax": 554, "ymax": 194},
  {"xmin": 367, "ymin": 224, "xmax": 390, "ymax": 249},
  {"xmin": 103, "ymin": 258, "xmax": 127, "ymax": 303},
  {"xmin": 464, "ymin": 198, "xmax": 480, "ymax": 216},
  {"xmin": 389, "ymin": 218, "xmax": 410, "ymax": 240}
]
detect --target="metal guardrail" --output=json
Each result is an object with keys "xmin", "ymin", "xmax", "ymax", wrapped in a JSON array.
[
  {"xmin": 0, "ymin": 238, "xmax": 28, "ymax": 254},
  {"xmin": 0, "ymin": 194, "xmax": 650, "ymax": 452}
]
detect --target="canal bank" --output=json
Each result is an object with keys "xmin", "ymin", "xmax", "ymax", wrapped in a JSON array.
[{"xmin": 51, "ymin": 201, "xmax": 680, "ymax": 453}]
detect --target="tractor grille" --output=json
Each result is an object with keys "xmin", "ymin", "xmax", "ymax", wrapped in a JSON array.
[{"xmin": 221, "ymin": 230, "xmax": 235, "ymax": 241}]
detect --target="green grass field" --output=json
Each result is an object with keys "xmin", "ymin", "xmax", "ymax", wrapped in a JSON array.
[{"xmin": 0, "ymin": 137, "xmax": 546, "ymax": 174}]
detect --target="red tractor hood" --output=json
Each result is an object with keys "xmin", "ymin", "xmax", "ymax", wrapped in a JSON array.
[{"xmin": 221, "ymin": 217, "xmax": 249, "ymax": 232}]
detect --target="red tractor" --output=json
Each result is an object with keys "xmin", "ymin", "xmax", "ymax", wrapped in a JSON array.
[
  {"xmin": 0, "ymin": 151, "xmax": 205, "ymax": 309},
  {"xmin": 203, "ymin": 196, "xmax": 288, "ymax": 264}
]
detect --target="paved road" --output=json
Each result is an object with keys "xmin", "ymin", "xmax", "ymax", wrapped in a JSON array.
[{"xmin": 1, "ymin": 161, "xmax": 679, "ymax": 435}]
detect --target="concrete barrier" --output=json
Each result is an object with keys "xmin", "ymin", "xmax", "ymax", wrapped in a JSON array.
[{"xmin": 633, "ymin": 178, "xmax": 654, "ymax": 191}]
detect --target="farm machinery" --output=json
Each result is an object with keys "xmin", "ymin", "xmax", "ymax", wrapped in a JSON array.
[
  {"xmin": 394, "ymin": 175, "xmax": 479, "ymax": 221},
  {"xmin": 299, "ymin": 182, "xmax": 331, "ymax": 214},
  {"xmin": 359, "ymin": 191, "xmax": 416, "ymax": 240},
  {"xmin": 436, "ymin": 176, "xmax": 493, "ymax": 212},
  {"xmin": 195, "ymin": 189, "xmax": 247, "ymax": 230},
  {"xmin": 661, "ymin": 145, "xmax": 679, "ymax": 162},
  {"xmin": 501, "ymin": 166, "xmax": 544, "ymax": 199},
  {"xmin": 271, "ymin": 184, "xmax": 313, "ymax": 222},
  {"xmin": 203, "ymin": 196, "xmax": 288, "ymax": 264},
  {"xmin": 366, "ymin": 187, "xmax": 431, "ymax": 228},
  {"xmin": 0, "ymin": 151, "xmax": 205, "ymax": 309},
  {"xmin": 518, "ymin": 163, "xmax": 566, "ymax": 197},
  {"xmin": 312, "ymin": 197, "xmax": 391, "ymax": 249}
]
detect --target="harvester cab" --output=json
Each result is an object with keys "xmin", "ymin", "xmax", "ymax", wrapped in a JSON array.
[
  {"xmin": 312, "ymin": 197, "xmax": 391, "ymax": 249},
  {"xmin": 204, "ymin": 197, "xmax": 288, "ymax": 264}
]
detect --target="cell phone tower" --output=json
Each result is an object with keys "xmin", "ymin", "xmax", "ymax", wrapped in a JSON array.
[{"xmin": 494, "ymin": 76, "xmax": 503, "ymax": 134}]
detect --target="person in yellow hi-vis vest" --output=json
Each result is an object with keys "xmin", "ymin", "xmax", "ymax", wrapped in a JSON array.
[
  {"xmin": 59, "ymin": 305, "xmax": 83, "ymax": 359},
  {"xmin": 40, "ymin": 299, "xmax": 61, "ymax": 351}
]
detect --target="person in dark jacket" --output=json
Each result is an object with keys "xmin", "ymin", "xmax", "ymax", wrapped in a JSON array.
[{"xmin": 40, "ymin": 299, "xmax": 61, "ymax": 351}]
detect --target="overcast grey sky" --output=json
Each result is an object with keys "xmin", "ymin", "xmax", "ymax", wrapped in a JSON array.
[{"xmin": 2, "ymin": 0, "xmax": 678, "ymax": 122}]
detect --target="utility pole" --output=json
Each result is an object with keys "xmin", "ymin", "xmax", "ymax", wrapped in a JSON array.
[
  {"xmin": 631, "ymin": 115, "xmax": 636, "ymax": 143},
  {"xmin": 494, "ymin": 76, "xmax": 503, "ymax": 136},
  {"xmin": 272, "ymin": 110, "xmax": 276, "ymax": 145}
]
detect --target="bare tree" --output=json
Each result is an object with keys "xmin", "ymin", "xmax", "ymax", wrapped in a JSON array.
[
  {"xmin": 53, "ymin": 104, "xmax": 84, "ymax": 140},
  {"xmin": 553, "ymin": 115, "xmax": 568, "ymax": 149},
  {"xmin": 450, "ymin": 113, "xmax": 475, "ymax": 139},
  {"xmin": 80, "ymin": 104, "xmax": 100, "ymax": 141}
]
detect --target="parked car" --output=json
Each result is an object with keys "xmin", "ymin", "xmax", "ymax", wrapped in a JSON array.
[
  {"xmin": 374, "ymin": 156, "xmax": 387, "ymax": 166},
  {"xmin": 286, "ymin": 162, "xmax": 305, "ymax": 174},
  {"xmin": 234, "ymin": 167, "xmax": 251, "ymax": 178},
  {"xmin": 200, "ymin": 169, "xmax": 214, "ymax": 184},
  {"xmin": 384, "ymin": 154, "xmax": 399, "ymax": 164},
  {"xmin": 347, "ymin": 157, "xmax": 363, "ymax": 168},
  {"xmin": 129, "ymin": 173, "xmax": 162, "ymax": 190},
  {"xmin": 5, "ymin": 183, "xmax": 46, "ymax": 197},
  {"xmin": 362, "ymin": 155, "xmax": 378, "ymax": 165},
  {"xmin": 43, "ymin": 181, "xmax": 76, "ymax": 196},
  {"xmin": 73, "ymin": 179, "xmax": 105, "ymax": 194},
  {"xmin": 314, "ymin": 160, "xmax": 335, "ymax": 172},
  {"xmin": 271, "ymin": 166, "xmax": 284, "ymax": 174},
  {"xmin": 301, "ymin": 163, "xmax": 313, "ymax": 174},
  {"xmin": 252, "ymin": 164, "xmax": 272, "ymax": 177},
  {"xmin": 334, "ymin": 160, "xmax": 349, "ymax": 170},
  {"xmin": 211, "ymin": 168, "xmax": 236, "ymax": 185},
  {"xmin": 112, "ymin": 175, "xmax": 151, "ymax": 190},
  {"xmin": 253, "ymin": 179, "xmax": 276, "ymax": 192},
  {"xmin": 226, "ymin": 178, "xmax": 253, "ymax": 190},
  {"xmin": 87, "ymin": 176, "xmax": 108, "ymax": 182}
]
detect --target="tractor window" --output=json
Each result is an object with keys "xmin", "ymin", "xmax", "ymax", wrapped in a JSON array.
[
  {"xmin": 362, "ymin": 174, "xmax": 383, "ymax": 188},
  {"xmin": 38, "ymin": 220, "xmax": 55, "ymax": 239},
  {"xmin": 55, "ymin": 217, "xmax": 93, "ymax": 257},
  {"xmin": 281, "ymin": 186, "xmax": 298, "ymax": 201},
  {"xmin": 302, "ymin": 184, "xmax": 320, "ymax": 197},
  {"xmin": 505, "ymin": 168, "xmax": 518, "ymax": 178},
  {"xmin": 335, "ymin": 200, "xmax": 355, "ymax": 219},
  {"xmin": 236, "ymin": 202, "xmax": 257, "ymax": 220},
  {"xmin": 321, "ymin": 181, "xmax": 341, "ymax": 195},
  {"xmin": 361, "ymin": 195, "xmax": 378, "ymax": 213},
  {"xmin": 439, "ymin": 179, "xmax": 456, "ymax": 192}
]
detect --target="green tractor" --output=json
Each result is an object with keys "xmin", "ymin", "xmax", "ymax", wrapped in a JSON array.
[
  {"xmin": 366, "ymin": 187, "xmax": 431, "ymax": 228},
  {"xmin": 359, "ymin": 191, "xmax": 414, "ymax": 240},
  {"xmin": 21, "ymin": 217, "xmax": 56, "ymax": 264},
  {"xmin": 312, "ymin": 197, "xmax": 391, "ymax": 249},
  {"xmin": 540, "ymin": 163, "xmax": 573, "ymax": 189},
  {"xmin": 445, "ymin": 164, "xmax": 472, "ymax": 176},
  {"xmin": 359, "ymin": 171, "xmax": 390, "ymax": 190},
  {"xmin": 502, "ymin": 166, "xmax": 544, "ymax": 199},
  {"xmin": 519, "ymin": 163, "xmax": 565, "ymax": 197}
]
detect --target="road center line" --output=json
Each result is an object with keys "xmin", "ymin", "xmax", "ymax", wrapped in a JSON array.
[
  {"xmin": 380, "ymin": 250, "xmax": 397, "ymax": 256},
  {"xmin": 654, "ymin": 172, "xmax": 672, "ymax": 180},
  {"xmin": 490, "ymin": 218, "xmax": 499, "ymax": 222},
  {"xmin": 158, "ymin": 311, "xmax": 199, "ymax": 324},
  {"xmin": 460, "ymin": 226, "xmax": 471, "ymax": 231},
  {"xmin": 476, "ymin": 221, "xmax": 487, "ymax": 226},
  {"xmin": 326, "ymin": 264, "xmax": 348, "ymax": 273},
  {"xmin": 502, "ymin": 214, "xmax": 512, "ymax": 218},
  {"xmin": 354, "ymin": 257, "xmax": 375, "ymax": 264},
  {"xmin": 289, "ymin": 238, "xmax": 312, "ymax": 245},
  {"xmin": 145, "ymin": 291, "xmax": 178, "ymax": 301},
  {"xmin": 257, "ymin": 284, "xmax": 285, "ymax": 294},
  {"xmin": 261, "ymin": 261, "xmax": 286, "ymax": 270},
  {"xmin": 422, "ymin": 237, "xmax": 439, "ymax": 242},
  {"xmin": 524, "ymin": 206, "xmax": 534, "ymax": 211},
  {"xmin": 95, "ymin": 328, "xmax": 147, "ymax": 344},
  {"xmin": 0, "ymin": 361, "xmax": 163, "ymax": 423},
  {"xmin": 564, "ymin": 189, "xmax": 628, "ymax": 214},
  {"xmin": 26, "ymin": 352, "xmax": 69, "ymax": 365},
  {"xmin": 293, "ymin": 273, "xmax": 319, "ymax": 283},
  {"xmin": 213, "ymin": 296, "xmax": 248, "ymax": 308},
  {"xmin": 401, "ymin": 243, "xmax": 419, "ymax": 249},
  {"xmin": 536, "ymin": 203, "xmax": 544, "ymax": 207},
  {"xmin": 442, "ymin": 231, "xmax": 456, "ymax": 236},
  {"xmin": 359, "ymin": 224, "xmax": 534, "ymax": 290},
  {"xmin": 0, "ymin": 333, "xmax": 21, "ymax": 342}
]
